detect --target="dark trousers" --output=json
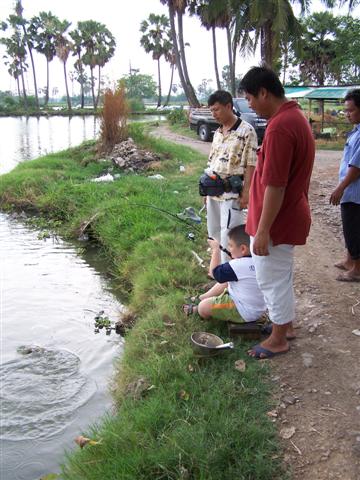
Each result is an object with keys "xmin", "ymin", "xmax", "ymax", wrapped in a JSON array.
[{"xmin": 341, "ymin": 202, "xmax": 360, "ymax": 260}]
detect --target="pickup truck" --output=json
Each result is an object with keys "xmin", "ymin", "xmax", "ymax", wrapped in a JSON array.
[{"xmin": 189, "ymin": 97, "xmax": 267, "ymax": 144}]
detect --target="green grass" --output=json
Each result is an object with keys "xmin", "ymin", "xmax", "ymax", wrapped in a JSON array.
[{"xmin": 0, "ymin": 123, "xmax": 285, "ymax": 480}]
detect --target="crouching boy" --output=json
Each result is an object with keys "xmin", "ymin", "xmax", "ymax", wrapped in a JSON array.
[{"xmin": 183, "ymin": 225, "xmax": 266, "ymax": 323}]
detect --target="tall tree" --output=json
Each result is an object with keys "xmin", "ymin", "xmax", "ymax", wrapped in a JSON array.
[
  {"xmin": 29, "ymin": 12, "xmax": 70, "ymax": 106},
  {"xmin": 70, "ymin": 27, "xmax": 86, "ymax": 108},
  {"xmin": 76, "ymin": 20, "xmax": 115, "ymax": 110},
  {"xmin": 160, "ymin": 0, "xmax": 200, "ymax": 107},
  {"xmin": 163, "ymin": 49, "xmax": 176, "ymax": 106},
  {"xmin": 140, "ymin": 14, "xmax": 173, "ymax": 107},
  {"xmin": 13, "ymin": 1, "xmax": 39, "ymax": 109},
  {"xmin": 55, "ymin": 33, "xmax": 72, "ymax": 110},
  {"xmin": 0, "ymin": 19, "xmax": 28, "ymax": 106}
]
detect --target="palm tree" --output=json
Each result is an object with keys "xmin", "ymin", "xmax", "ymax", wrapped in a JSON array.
[
  {"xmin": 55, "ymin": 33, "xmax": 72, "ymax": 110},
  {"xmin": 140, "ymin": 14, "xmax": 173, "ymax": 107},
  {"xmin": 70, "ymin": 28, "xmax": 86, "ymax": 108},
  {"xmin": 163, "ymin": 49, "xmax": 176, "ymax": 106},
  {"xmin": 76, "ymin": 20, "xmax": 115, "ymax": 110},
  {"xmin": 13, "ymin": 1, "xmax": 39, "ymax": 109},
  {"xmin": 29, "ymin": 12, "xmax": 70, "ymax": 106},
  {"xmin": 160, "ymin": 0, "xmax": 200, "ymax": 107},
  {"xmin": 1, "ymin": 20, "xmax": 28, "ymax": 107},
  {"xmin": 189, "ymin": 0, "xmax": 222, "ymax": 90}
]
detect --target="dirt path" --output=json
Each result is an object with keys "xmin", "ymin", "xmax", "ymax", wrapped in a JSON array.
[{"xmin": 152, "ymin": 125, "xmax": 360, "ymax": 480}]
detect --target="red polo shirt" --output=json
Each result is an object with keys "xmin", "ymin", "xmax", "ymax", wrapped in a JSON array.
[{"xmin": 246, "ymin": 101, "xmax": 315, "ymax": 245}]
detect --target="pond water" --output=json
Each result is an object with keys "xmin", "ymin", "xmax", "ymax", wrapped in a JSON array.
[
  {"xmin": 0, "ymin": 115, "xmax": 142, "ymax": 479},
  {"xmin": 0, "ymin": 114, "xmax": 165, "ymax": 174}
]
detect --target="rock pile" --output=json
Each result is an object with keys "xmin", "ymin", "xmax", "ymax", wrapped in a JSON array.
[{"xmin": 108, "ymin": 137, "xmax": 160, "ymax": 172}]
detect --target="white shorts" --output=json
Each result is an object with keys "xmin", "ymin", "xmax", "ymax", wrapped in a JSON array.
[
  {"xmin": 207, "ymin": 197, "xmax": 245, "ymax": 262},
  {"xmin": 250, "ymin": 238, "xmax": 295, "ymax": 325}
]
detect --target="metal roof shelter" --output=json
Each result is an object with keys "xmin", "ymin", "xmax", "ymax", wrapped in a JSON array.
[
  {"xmin": 304, "ymin": 86, "xmax": 360, "ymax": 100},
  {"xmin": 284, "ymin": 85, "xmax": 360, "ymax": 130},
  {"xmin": 284, "ymin": 86, "xmax": 315, "ymax": 98}
]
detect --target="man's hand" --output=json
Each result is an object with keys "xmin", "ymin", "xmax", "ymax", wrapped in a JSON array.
[
  {"xmin": 207, "ymin": 237, "xmax": 220, "ymax": 250},
  {"xmin": 329, "ymin": 185, "xmax": 344, "ymax": 206},
  {"xmin": 253, "ymin": 230, "xmax": 270, "ymax": 256},
  {"xmin": 238, "ymin": 190, "xmax": 249, "ymax": 209}
]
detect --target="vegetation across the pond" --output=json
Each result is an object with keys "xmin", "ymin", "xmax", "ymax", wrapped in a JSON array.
[{"xmin": 0, "ymin": 123, "xmax": 284, "ymax": 480}]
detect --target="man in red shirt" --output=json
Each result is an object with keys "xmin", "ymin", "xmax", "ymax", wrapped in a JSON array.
[{"xmin": 240, "ymin": 67, "xmax": 315, "ymax": 359}]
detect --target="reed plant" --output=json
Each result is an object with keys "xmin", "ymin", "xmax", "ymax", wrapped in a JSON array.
[{"xmin": 97, "ymin": 84, "xmax": 129, "ymax": 154}]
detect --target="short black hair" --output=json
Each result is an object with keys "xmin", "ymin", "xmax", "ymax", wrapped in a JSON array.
[
  {"xmin": 240, "ymin": 66, "xmax": 285, "ymax": 98},
  {"xmin": 208, "ymin": 90, "xmax": 233, "ymax": 108},
  {"xmin": 228, "ymin": 225, "xmax": 250, "ymax": 248},
  {"xmin": 344, "ymin": 89, "xmax": 360, "ymax": 108}
]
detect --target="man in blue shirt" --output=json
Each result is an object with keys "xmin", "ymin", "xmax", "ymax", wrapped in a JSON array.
[{"xmin": 330, "ymin": 89, "xmax": 360, "ymax": 282}]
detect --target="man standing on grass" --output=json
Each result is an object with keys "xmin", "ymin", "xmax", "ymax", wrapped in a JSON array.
[
  {"xmin": 330, "ymin": 89, "xmax": 360, "ymax": 282},
  {"xmin": 205, "ymin": 90, "xmax": 258, "ymax": 272},
  {"xmin": 239, "ymin": 66, "xmax": 315, "ymax": 359}
]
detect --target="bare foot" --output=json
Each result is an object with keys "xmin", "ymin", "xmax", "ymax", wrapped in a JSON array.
[
  {"xmin": 336, "ymin": 272, "xmax": 360, "ymax": 283},
  {"xmin": 334, "ymin": 262, "xmax": 351, "ymax": 271}
]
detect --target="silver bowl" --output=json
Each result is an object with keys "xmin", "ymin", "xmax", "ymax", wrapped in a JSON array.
[{"xmin": 190, "ymin": 332, "xmax": 234, "ymax": 357}]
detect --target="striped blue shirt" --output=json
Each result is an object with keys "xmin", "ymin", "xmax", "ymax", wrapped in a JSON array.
[{"xmin": 339, "ymin": 124, "xmax": 360, "ymax": 204}]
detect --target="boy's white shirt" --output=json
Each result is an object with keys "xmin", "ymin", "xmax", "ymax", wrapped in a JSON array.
[{"xmin": 227, "ymin": 256, "xmax": 266, "ymax": 322}]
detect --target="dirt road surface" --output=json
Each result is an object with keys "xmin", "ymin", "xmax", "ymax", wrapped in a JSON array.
[{"xmin": 152, "ymin": 125, "xmax": 360, "ymax": 480}]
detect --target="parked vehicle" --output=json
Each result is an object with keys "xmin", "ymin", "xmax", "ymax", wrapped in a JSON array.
[{"xmin": 189, "ymin": 98, "xmax": 267, "ymax": 144}]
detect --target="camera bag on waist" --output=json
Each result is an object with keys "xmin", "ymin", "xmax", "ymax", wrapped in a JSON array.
[{"xmin": 199, "ymin": 173, "xmax": 224, "ymax": 196}]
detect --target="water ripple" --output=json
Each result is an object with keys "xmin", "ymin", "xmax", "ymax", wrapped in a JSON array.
[{"xmin": 1, "ymin": 346, "xmax": 96, "ymax": 440}]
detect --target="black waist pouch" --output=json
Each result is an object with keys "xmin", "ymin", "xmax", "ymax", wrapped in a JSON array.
[{"xmin": 199, "ymin": 173, "xmax": 224, "ymax": 196}]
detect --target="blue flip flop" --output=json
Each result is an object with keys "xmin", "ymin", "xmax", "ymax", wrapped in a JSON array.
[{"xmin": 248, "ymin": 343, "xmax": 290, "ymax": 360}]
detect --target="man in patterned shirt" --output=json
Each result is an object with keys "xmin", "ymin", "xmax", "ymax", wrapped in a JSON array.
[{"xmin": 205, "ymin": 90, "xmax": 258, "ymax": 271}]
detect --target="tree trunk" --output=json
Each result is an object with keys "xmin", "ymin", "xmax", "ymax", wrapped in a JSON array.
[
  {"xmin": 177, "ymin": 12, "xmax": 200, "ymax": 107},
  {"xmin": 167, "ymin": 4, "xmax": 190, "ymax": 102},
  {"xmin": 282, "ymin": 42, "xmax": 288, "ymax": 84},
  {"xmin": 45, "ymin": 59, "xmax": 49, "ymax": 106},
  {"xmin": 157, "ymin": 58, "xmax": 162, "ymax": 107},
  {"xmin": 226, "ymin": 26, "xmax": 235, "ymax": 96},
  {"xmin": 212, "ymin": 26, "xmax": 221, "ymax": 90},
  {"xmin": 16, "ymin": 76, "xmax": 21, "ymax": 98},
  {"xmin": 164, "ymin": 63, "xmax": 174, "ymax": 107},
  {"xmin": 96, "ymin": 64, "xmax": 101, "ymax": 109},
  {"xmin": 261, "ymin": 21, "xmax": 274, "ymax": 68},
  {"xmin": 21, "ymin": 25, "xmax": 39, "ymax": 109},
  {"xmin": 19, "ymin": 60, "xmax": 27, "ymax": 109},
  {"xmin": 90, "ymin": 66, "xmax": 96, "ymax": 110},
  {"xmin": 78, "ymin": 54, "xmax": 85, "ymax": 108},
  {"xmin": 63, "ymin": 61, "xmax": 71, "ymax": 110}
]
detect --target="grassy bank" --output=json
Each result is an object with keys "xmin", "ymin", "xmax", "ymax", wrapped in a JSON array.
[{"xmin": 0, "ymin": 124, "xmax": 284, "ymax": 480}]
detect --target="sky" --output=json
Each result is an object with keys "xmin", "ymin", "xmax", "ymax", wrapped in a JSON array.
[{"xmin": 0, "ymin": 0, "xmax": 358, "ymax": 97}]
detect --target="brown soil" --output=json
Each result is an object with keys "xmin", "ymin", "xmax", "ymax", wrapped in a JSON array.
[{"xmin": 151, "ymin": 125, "xmax": 360, "ymax": 480}]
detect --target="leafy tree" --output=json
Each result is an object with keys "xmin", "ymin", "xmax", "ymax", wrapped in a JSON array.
[
  {"xmin": 333, "ymin": 16, "xmax": 360, "ymax": 83},
  {"xmin": 55, "ymin": 33, "xmax": 72, "ymax": 109},
  {"xmin": 140, "ymin": 14, "xmax": 173, "ymax": 107},
  {"xmin": 69, "ymin": 27, "xmax": 87, "ymax": 108},
  {"xmin": 119, "ymin": 72, "xmax": 157, "ymax": 99},
  {"xmin": 29, "ymin": 11, "xmax": 70, "ymax": 106},
  {"xmin": 0, "ymin": 19, "xmax": 28, "ymax": 106},
  {"xmin": 297, "ymin": 12, "xmax": 340, "ymax": 85},
  {"xmin": 13, "ymin": 1, "xmax": 39, "ymax": 108},
  {"xmin": 197, "ymin": 78, "xmax": 213, "ymax": 102},
  {"xmin": 160, "ymin": 0, "xmax": 200, "ymax": 107},
  {"xmin": 76, "ymin": 20, "xmax": 116, "ymax": 110}
]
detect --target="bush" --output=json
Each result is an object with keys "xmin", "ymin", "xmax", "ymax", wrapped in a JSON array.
[
  {"xmin": 128, "ymin": 97, "xmax": 145, "ymax": 112},
  {"xmin": 97, "ymin": 85, "xmax": 129, "ymax": 154},
  {"xmin": 167, "ymin": 107, "xmax": 188, "ymax": 126}
]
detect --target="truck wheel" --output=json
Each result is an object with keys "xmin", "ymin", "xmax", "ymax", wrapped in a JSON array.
[{"xmin": 198, "ymin": 124, "xmax": 211, "ymax": 142}]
